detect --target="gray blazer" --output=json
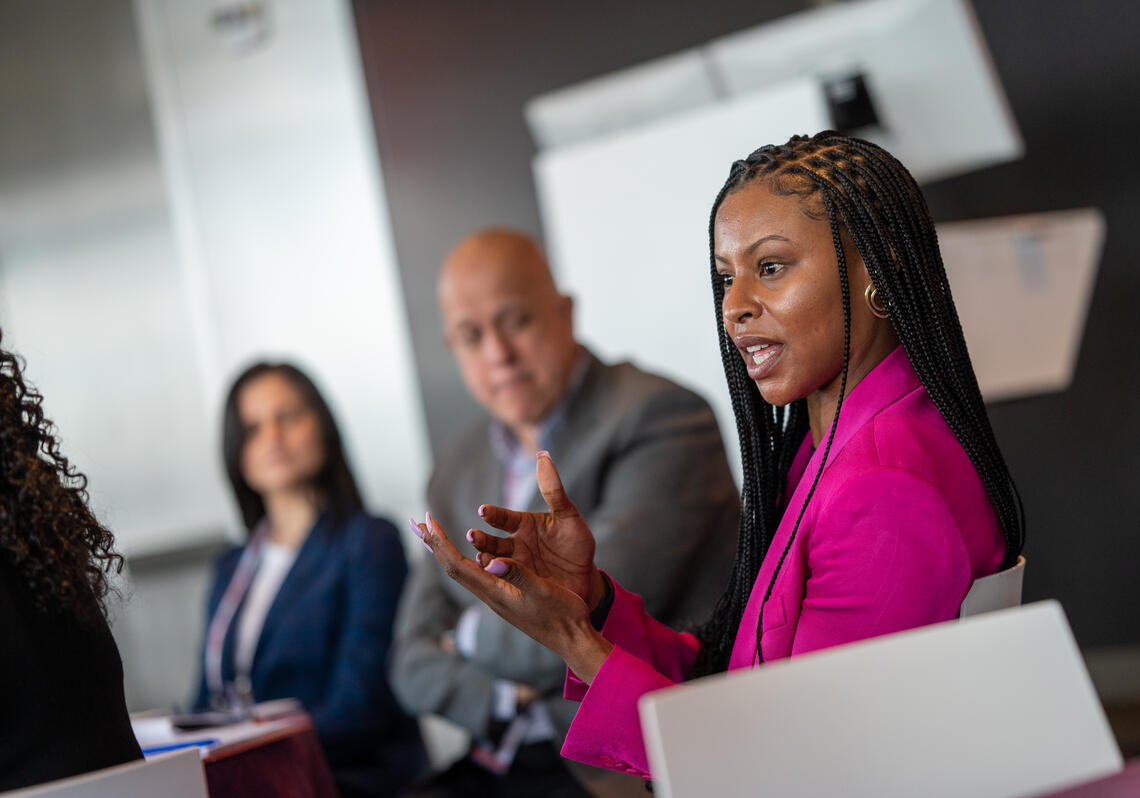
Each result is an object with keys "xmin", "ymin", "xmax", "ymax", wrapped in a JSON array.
[{"xmin": 391, "ymin": 352, "xmax": 739, "ymax": 794}]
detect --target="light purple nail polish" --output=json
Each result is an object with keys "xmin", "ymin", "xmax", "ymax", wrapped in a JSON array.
[
  {"xmin": 485, "ymin": 559, "xmax": 508, "ymax": 576},
  {"xmin": 422, "ymin": 540, "xmax": 433, "ymax": 553},
  {"xmin": 466, "ymin": 529, "xmax": 476, "ymax": 543},
  {"xmin": 536, "ymin": 450, "xmax": 550, "ymax": 459},
  {"xmin": 408, "ymin": 518, "xmax": 424, "ymax": 539},
  {"xmin": 477, "ymin": 504, "xmax": 487, "ymax": 518},
  {"xmin": 425, "ymin": 510, "xmax": 433, "ymax": 529}
]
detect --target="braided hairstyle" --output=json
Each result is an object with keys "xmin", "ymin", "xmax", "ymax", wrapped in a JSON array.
[
  {"xmin": 692, "ymin": 131, "xmax": 1025, "ymax": 675},
  {"xmin": 0, "ymin": 331, "xmax": 124, "ymax": 625}
]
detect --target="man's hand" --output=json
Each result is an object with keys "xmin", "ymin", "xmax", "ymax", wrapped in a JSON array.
[{"xmin": 515, "ymin": 683, "xmax": 539, "ymax": 709}]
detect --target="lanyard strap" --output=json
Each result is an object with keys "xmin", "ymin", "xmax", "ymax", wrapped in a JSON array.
[{"xmin": 204, "ymin": 521, "xmax": 268, "ymax": 698}]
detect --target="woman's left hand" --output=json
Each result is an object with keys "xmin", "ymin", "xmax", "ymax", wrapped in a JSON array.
[{"xmin": 410, "ymin": 514, "xmax": 613, "ymax": 683}]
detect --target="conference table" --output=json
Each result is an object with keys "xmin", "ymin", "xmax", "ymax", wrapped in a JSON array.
[
  {"xmin": 129, "ymin": 706, "xmax": 1138, "ymax": 798},
  {"xmin": 131, "ymin": 708, "xmax": 337, "ymax": 798}
]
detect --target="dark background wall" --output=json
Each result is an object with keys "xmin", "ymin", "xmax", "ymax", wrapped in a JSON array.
[{"xmin": 352, "ymin": 0, "xmax": 1140, "ymax": 650}]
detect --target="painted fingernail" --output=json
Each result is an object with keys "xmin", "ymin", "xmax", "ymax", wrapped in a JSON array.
[
  {"xmin": 477, "ymin": 504, "xmax": 487, "ymax": 518},
  {"xmin": 408, "ymin": 518, "xmax": 424, "ymax": 539},
  {"xmin": 485, "ymin": 559, "xmax": 508, "ymax": 576},
  {"xmin": 422, "ymin": 540, "xmax": 433, "ymax": 553},
  {"xmin": 425, "ymin": 510, "xmax": 433, "ymax": 529},
  {"xmin": 536, "ymin": 450, "xmax": 550, "ymax": 459},
  {"xmin": 466, "ymin": 529, "xmax": 476, "ymax": 543}
]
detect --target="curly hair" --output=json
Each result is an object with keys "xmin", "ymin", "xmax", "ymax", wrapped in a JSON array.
[{"xmin": 0, "ymin": 331, "xmax": 124, "ymax": 625}]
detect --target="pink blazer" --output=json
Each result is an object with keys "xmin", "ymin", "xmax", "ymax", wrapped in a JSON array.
[{"xmin": 561, "ymin": 347, "xmax": 1004, "ymax": 779}]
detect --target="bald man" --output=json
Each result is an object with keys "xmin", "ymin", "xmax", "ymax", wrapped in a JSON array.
[{"xmin": 392, "ymin": 229, "xmax": 738, "ymax": 798}]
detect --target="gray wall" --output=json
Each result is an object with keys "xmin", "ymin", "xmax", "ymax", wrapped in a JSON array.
[
  {"xmin": 353, "ymin": 0, "xmax": 1140, "ymax": 650},
  {"xmin": 110, "ymin": 546, "xmax": 222, "ymax": 712},
  {"xmin": 352, "ymin": 0, "xmax": 803, "ymax": 456}
]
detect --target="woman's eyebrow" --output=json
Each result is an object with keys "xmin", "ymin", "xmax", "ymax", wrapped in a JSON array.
[
  {"xmin": 743, "ymin": 234, "xmax": 789, "ymax": 256},
  {"xmin": 715, "ymin": 234, "xmax": 790, "ymax": 263}
]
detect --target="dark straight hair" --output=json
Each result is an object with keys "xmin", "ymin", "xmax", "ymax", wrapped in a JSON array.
[
  {"xmin": 222, "ymin": 362, "xmax": 363, "ymax": 534},
  {"xmin": 691, "ymin": 131, "xmax": 1025, "ymax": 676}
]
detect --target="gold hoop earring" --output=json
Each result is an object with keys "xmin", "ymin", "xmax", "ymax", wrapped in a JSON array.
[{"xmin": 864, "ymin": 284, "xmax": 888, "ymax": 319}]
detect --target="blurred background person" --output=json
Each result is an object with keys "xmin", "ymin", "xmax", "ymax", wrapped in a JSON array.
[
  {"xmin": 0, "ymin": 331, "xmax": 142, "ymax": 791},
  {"xmin": 391, "ymin": 229, "xmax": 739, "ymax": 797},
  {"xmin": 192, "ymin": 362, "xmax": 426, "ymax": 798}
]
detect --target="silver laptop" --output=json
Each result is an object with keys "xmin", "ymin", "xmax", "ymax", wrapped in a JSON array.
[{"xmin": 638, "ymin": 601, "xmax": 1121, "ymax": 798}]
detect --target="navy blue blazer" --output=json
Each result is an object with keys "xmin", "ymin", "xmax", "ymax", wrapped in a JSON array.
[{"xmin": 194, "ymin": 509, "xmax": 425, "ymax": 796}]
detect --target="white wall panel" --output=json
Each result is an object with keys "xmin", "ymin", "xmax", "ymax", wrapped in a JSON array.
[
  {"xmin": 0, "ymin": 0, "xmax": 430, "ymax": 557},
  {"xmin": 134, "ymin": 0, "xmax": 432, "ymax": 543},
  {"xmin": 0, "ymin": 216, "xmax": 226, "ymax": 554}
]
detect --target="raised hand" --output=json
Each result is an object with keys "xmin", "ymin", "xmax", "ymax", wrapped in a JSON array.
[
  {"xmin": 410, "ymin": 452, "xmax": 612, "ymax": 683},
  {"xmin": 467, "ymin": 451, "xmax": 605, "ymax": 610}
]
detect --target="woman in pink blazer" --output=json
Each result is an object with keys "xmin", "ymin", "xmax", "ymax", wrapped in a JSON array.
[{"xmin": 413, "ymin": 132, "xmax": 1025, "ymax": 781}]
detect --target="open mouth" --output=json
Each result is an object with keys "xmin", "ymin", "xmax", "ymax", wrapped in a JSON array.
[
  {"xmin": 738, "ymin": 341, "xmax": 783, "ymax": 380},
  {"xmin": 746, "ymin": 343, "xmax": 779, "ymax": 367}
]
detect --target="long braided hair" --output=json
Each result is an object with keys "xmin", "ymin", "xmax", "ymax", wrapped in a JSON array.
[
  {"xmin": 692, "ymin": 131, "xmax": 1025, "ymax": 675},
  {"xmin": 0, "ymin": 330, "xmax": 125, "ymax": 625}
]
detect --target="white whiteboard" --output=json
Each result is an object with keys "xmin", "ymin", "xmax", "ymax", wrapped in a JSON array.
[{"xmin": 535, "ymin": 83, "xmax": 1102, "ymax": 485}]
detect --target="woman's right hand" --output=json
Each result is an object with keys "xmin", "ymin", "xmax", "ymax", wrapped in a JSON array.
[
  {"xmin": 467, "ymin": 451, "xmax": 606, "ymax": 611},
  {"xmin": 414, "ymin": 452, "xmax": 613, "ymax": 682}
]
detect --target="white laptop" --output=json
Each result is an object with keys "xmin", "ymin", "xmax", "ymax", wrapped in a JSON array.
[
  {"xmin": 1, "ymin": 749, "xmax": 206, "ymax": 798},
  {"xmin": 639, "ymin": 601, "xmax": 1122, "ymax": 798}
]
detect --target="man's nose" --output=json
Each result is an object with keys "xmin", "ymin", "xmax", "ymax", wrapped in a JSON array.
[{"xmin": 481, "ymin": 328, "xmax": 515, "ymax": 363}]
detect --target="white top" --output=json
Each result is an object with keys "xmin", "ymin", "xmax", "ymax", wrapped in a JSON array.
[{"xmin": 234, "ymin": 541, "xmax": 299, "ymax": 678}]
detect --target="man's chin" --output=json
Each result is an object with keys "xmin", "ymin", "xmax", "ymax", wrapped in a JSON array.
[{"xmin": 491, "ymin": 401, "xmax": 545, "ymax": 431}]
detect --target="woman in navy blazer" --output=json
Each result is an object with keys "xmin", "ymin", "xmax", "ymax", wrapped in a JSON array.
[{"xmin": 194, "ymin": 362, "xmax": 425, "ymax": 798}]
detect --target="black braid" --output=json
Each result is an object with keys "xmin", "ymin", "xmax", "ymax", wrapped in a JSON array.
[{"xmin": 691, "ymin": 132, "xmax": 1025, "ymax": 676}]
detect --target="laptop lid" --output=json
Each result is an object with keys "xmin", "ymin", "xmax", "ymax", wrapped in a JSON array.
[{"xmin": 638, "ymin": 601, "xmax": 1122, "ymax": 798}]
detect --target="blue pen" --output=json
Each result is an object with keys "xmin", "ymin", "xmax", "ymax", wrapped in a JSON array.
[{"xmin": 141, "ymin": 738, "xmax": 219, "ymax": 756}]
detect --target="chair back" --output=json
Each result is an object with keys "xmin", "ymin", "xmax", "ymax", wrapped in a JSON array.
[
  {"xmin": 0, "ymin": 749, "xmax": 207, "ymax": 798},
  {"xmin": 959, "ymin": 555, "xmax": 1026, "ymax": 618}
]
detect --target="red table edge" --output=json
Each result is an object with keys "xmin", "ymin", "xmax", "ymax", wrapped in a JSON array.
[{"xmin": 203, "ymin": 711, "xmax": 315, "ymax": 763}]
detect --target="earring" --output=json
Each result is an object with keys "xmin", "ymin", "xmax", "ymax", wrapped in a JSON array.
[{"xmin": 864, "ymin": 284, "xmax": 888, "ymax": 319}]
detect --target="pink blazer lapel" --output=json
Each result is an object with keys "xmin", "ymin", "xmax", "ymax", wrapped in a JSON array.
[{"xmin": 728, "ymin": 347, "xmax": 921, "ymax": 667}]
